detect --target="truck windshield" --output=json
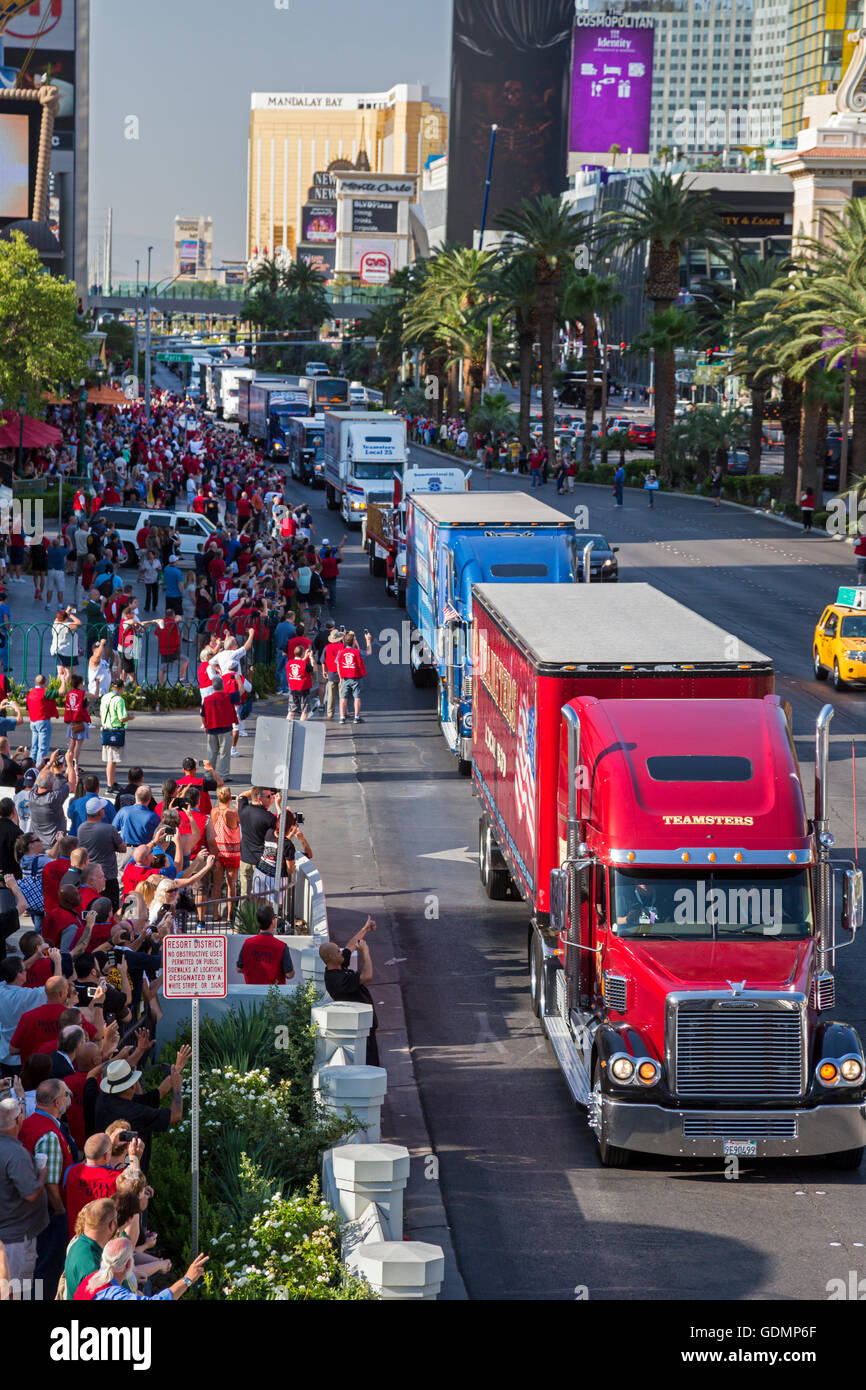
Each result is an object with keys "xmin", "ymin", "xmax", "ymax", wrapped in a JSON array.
[
  {"xmin": 353, "ymin": 462, "xmax": 401, "ymax": 480},
  {"xmin": 610, "ymin": 867, "xmax": 813, "ymax": 940},
  {"xmin": 840, "ymin": 615, "xmax": 866, "ymax": 638}
]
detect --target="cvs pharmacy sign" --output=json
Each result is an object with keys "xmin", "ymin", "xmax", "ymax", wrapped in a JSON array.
[{"xmin": 359, "ymin": 250, "xmax": 392, "ymax": 285}]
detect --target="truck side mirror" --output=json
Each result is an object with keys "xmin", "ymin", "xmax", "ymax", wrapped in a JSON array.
[
  {"xmin": 841, "ymin": 867, "xmax": 863, "ymax": 935},
  {"xmin": 550, "ymin": 861, "xmax": 591, "ymax": 937}
]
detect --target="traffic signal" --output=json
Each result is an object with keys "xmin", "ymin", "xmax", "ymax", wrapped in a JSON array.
[{"xmin": 619, "ymin": 341, "xmax": 627, "ymax": 352}]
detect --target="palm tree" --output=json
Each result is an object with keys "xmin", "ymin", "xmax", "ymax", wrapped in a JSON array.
[
  {"xmin": 495, "ymin": 195, "xmax": 592, "ymax": 467},
  {"xmin": 560, "ymin": 270, "xmax": 624, "ymax": 464},
  {"xmin": 495, "ymin": 254, "xmax": 539, "ymax": 452},
  {"xmin": 403, "ymin": 246, "xmax": 499, "ymax": 416},
  {"xmin": 603, "ymin": 171, "xmax": 726, "ymax": 464},
  {"xmin": 470, "ymin": 391, "xmax": 515, "ymax": 445},
  {"xmin": 725, "ymin": 253, "xmax": 791, "ymax": 471},
  {"xmin": 631, "ymin": 308, "xmax": 699, "ymax": 476}
]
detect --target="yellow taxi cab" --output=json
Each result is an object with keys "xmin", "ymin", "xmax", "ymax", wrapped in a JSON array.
[{"xmin": 814, "ymin": 587, "xmax": 866, "ymax": 690}]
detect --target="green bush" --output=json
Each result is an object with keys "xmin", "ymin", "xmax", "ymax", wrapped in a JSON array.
[
  {"xmin": 126, "ymin": 683, "xmax": 201, "ymax": 710},
  {"xmin": 595, "ymin": 463, "xmax": 615, "ymax": 486},
  {"xmin": 207, "ymin": 1178, "xmax": 375, "ymax": 1301}
]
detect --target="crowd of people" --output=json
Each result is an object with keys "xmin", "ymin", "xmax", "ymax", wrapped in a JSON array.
[{"xmin": 0, "ymin": 382, "xmax": 386, "ymax": 1301}]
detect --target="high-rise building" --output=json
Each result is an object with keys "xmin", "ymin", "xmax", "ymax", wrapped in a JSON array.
[
  {"xmin": 782, "ymin": 1, "xmax": 861, "ymax": 139},
  {"xmin": 246, "ymin": 84, "xmax": 447, "ymax": 259},
  {"xmin": 580, "ymin": 0, "xmax": 788, "ymax": 161},
  {"xmin": 173, "ymin": 216, "xmax": 213, "ymax": 281}
]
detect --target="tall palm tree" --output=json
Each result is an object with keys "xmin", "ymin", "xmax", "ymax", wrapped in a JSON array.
[
  {"xmin": 560, "ymin": 270, "xmax": 623, "ymax": 465},
  {"xmin": 403, "ymin": 246, "xmax": 499, "ymax": 416},
  {"xmin": 495, "ymin": 254, "xmax": 539, "ymax": 452},
  {"xmin": 631, "ymin": 308, "xmax": 699, "ymax": 476},
  {"xmin": 495, "ymin": 195, "xmax": 591, "ymax": 467},
  {"xmin": 726, "ymin": 253, "xmax": 791, "ymax": 471},
  {"xmin": 603, "ymin": 171, "xmax": 726, "ymax": 464}
]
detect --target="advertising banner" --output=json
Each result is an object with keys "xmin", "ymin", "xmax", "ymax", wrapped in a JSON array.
[
  {"xmin": 352, "ymin": 238, "xmax": 395, "ymax": 282},
  {"xmin": 179, "ymin": 238, "xmax": 197, "ymax": 275},
  {"xmin": 298, "ymin": 245, "xmax": 335, "ymax": 278},
  {"xmin": 0, "ymin": 110, "xmax": 30, "ymax": 218},
  {"xmin": 569, "ymin": 21, "xmax": 655, "ymax": 155},
  {"xmin": 2, "ymin": 0, "xmax": 78, "ymax": 153},
  {"xmin": 446, "ymin": 0, "xmax": 574, "ymax": 246},
  {"xmin": 303, "ymin": 208, "xmax": 337, "ymax": 242},
  {"xmin": 352, "ymin": 198, "xmax": 398, "ymax": 234}
]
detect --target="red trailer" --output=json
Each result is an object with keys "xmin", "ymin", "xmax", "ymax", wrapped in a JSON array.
[{"xmin": 472, "ymin": 584, "xmax": 866, "ymax": 1168}]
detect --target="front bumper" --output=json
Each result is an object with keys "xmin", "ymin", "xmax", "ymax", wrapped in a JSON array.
[{"xmin": 602, "ymin": 1097, "xmax": 866, "ymax": 1158}]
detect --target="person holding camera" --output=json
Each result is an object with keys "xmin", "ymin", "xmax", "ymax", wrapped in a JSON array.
[
  {"xmin": 319, "ymin": 917, "xmax": 379, "ymax": 1066},
  {"xmin": 250, "ymin": 812, "xmax": 312, "ymax": 913},
  {"xmin": 238, "ymin": 903, "xmax": 295, "ymax": 985}
]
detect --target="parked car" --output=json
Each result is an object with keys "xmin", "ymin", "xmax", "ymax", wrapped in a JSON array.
[
  {"xmin": 726, "ymin": 449, "xmax": 750, "ymax": 475},
  {"xmin": 305, "ymin": 362, "xmax": 330, "ymax": 376},
  {"xmin": 96, "ymin": 507, "xmax": 218, "ymax": 567},
  {"xmin": 628, "ymin": 423, "xmax": 656, "ymax": 447},
  {"xmin": 573, "ymin": 532, "xmax": 620, "ymax": 582}
]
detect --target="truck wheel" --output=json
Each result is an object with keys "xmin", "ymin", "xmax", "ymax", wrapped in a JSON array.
[
  {"xmin": 371, "ymin": 555, "xmax": 386, "ymax": 578},
  {"xmin": 480, "ymin": 819, "xmax": 509, "ymax": 900},
  {"xmin": 457, "ymin": 758, "xmax": 472, "ymax": 777},
  {"xmin": 590, "ymin": 1061, "xmax": 631, "ymax": 1168},
  {"xmin": 410, "ymin": 664, "xmax": 427, "ymax": 688},
  {"xmin": 825, "ymin": 1146, "xmax": 864, "ymax": 1170},
  {"xmin": 529, "ymin": 934, "xmax": 544, "ymax": 1018},
  {"xmin": 814, "ymin": 649, "xmax": 827, "ymax": 681},
  {"xmin": 397, "ymin": 584, "xmax": 406, "ymax": 610},
  {"xmin": 833, "ymin": 660, "xmax": 846, "ymax": 692},
  {"xmin": 326, "ymin": 486, "xmax": 338, "ymax": 511}
]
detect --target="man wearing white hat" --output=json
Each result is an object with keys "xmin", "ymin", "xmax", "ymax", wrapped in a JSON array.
[{"xmin": 93, "ymin": 1046, "xmax": 190, "ymax": 1174}]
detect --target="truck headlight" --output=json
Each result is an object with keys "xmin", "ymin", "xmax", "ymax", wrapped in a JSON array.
[
  {"xmin": 636, "ymin": 1059, "xmax": 661, "ymax": 1086},
  {"xmin": 610, "ymin": 1055, "xmax": 634, "ymax": 1083},
  {"xmin": 817, "ymin": 1061, "xmax": 839, "ymax": 1085},
  {"xmin": 840, "ymin": 1056, "xmax": 864, "ymax": 1083}
]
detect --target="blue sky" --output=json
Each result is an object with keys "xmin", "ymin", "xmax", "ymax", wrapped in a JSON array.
[{"xmin": 88, "ymin": 0, "xmax": 451, "ymax": 279}]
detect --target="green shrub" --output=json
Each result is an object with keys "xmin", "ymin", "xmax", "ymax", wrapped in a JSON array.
[
  {"xmin": 206, "ymin": 1178, "xmax": 376, "ymax": 1301},
  {"xmin": 595, "ymin": 463, "xmax": 615, "ymax": 486}
]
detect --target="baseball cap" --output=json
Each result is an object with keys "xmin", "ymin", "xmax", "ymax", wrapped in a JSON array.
[
  {"xmin": 85, "ymin": 796, "xmax": 108, "ymax": 815},
  {"xmin": 22, "ymin": 769, "xmax": 37, "ymax": 787}
]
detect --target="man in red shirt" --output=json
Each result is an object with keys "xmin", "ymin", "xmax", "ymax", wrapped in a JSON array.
[
  {"xmin": 121, "ymin": 844, "xmax": 161, "ymax": 896},
  {"xmin": 286, "ymin": 624, "xmax": 311, "ymax": 662},
  {"xmin": 10, "ymin": 975, "xmax": 76, "ymax": 1062},
  {"xmin": 202, "ymin": 677, "xmax": 238, "ymax": 777},
  {"xmin": 323, "ymin": 628, "xmax": 345, "ymax": 721},
  {"xmin": 63, "ymin": 1132, "xmax": 125, "ymax": 1235},
  {"xmin": 26, "ymin": 675, "xmax": 59, "ymax": 764},
  {"xmin": 285, "ymin": 648, "xmax": 314, "ymax": 723},
  {"xmin": 42, "ymin": 837, "xmax": 76, "ymax": 915},
  {"xmin": 238, "ymin": 903, "xmax": 294, "ymax": 985},
  {"xmin": 156, "ymin": 613, "xmax": 188, "ymax": 686},
  {"xmin": 337, "ymin": 630, "xmax": 373, "ymax": 724},
  {"xmin": 176, "ymin": 756, "xmax": 222, "ymax": 817}
]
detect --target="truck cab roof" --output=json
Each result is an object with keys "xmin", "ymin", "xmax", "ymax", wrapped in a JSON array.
[{"xmin": 568, "ymin": 695, "xmax": 810, "ymax": 858}]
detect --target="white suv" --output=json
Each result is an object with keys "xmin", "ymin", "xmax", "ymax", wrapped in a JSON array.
[{"xmin": 96, "ymin": 507, "xmax": 218, "ymax": 567}]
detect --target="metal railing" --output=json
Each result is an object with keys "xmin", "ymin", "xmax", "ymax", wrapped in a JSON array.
[
  {"xmin": 172, "ymin": 881, "xmax": 296, "ymax": 934},
  {"xmin": 0, "ymin": 620, "xmax": 277, "ymax": 689}
]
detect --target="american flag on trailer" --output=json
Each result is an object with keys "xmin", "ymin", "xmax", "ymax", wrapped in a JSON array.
[
  {"xmin": 514, "ymin": 701, "xmax": 536, "ymax": 850},
  {"xmin": 442, "ymin": 600, "xmax": 460, "ymax": 623}
]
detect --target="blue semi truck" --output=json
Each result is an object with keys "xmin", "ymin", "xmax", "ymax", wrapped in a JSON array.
[{"xmin": 405, "ymin": 493, "xmax": 579, "ymax": 773}]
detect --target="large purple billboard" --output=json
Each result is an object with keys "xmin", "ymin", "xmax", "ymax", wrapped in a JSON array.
[{"xmin": 569, "ymin": 21, "xmax": 655, "ymax": 156}]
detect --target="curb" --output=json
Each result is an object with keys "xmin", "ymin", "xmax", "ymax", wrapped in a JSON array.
[{"xmin": 408, "ymin": 439, "xmax": 852, "ymax": 540}]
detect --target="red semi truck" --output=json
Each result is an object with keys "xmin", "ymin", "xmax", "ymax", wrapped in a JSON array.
[{"xmin": 472, "ymin": 584, "xmax": 866, "ymax": 1167}]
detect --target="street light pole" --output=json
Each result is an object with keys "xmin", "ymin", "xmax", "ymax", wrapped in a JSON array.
[
  {"xmin": 144, "ymin": 245, "xmax": 153, "ymax": 423},
  {"xmin": 133, "ymin": 258, "xmax": 140, "ymax": 388},
  {"xmin": 479, "ymin": 125, "xmax": 498, "ymax": 393}
]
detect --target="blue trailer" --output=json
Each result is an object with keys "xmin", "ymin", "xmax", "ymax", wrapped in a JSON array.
[{"xmin": 405, "ymin": 493, "xmax": 578, "ymax": 773}]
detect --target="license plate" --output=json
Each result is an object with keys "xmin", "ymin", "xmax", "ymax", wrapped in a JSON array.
[{"xmin": 722, "ymin": 1139, "xmax": 757, "ymax": 1157}]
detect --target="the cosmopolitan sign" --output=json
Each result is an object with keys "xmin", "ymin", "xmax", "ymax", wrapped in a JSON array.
[{"xmin": 569, "ymin": 20, "xmax": 655, "ymax": 155}]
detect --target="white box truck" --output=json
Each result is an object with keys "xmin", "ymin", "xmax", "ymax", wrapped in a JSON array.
[
  {"xmin": 323, "ymin": 411, "xmax": 407, "ymax": 527},
  {"xmin": 218, "ymin": 367, "xmax": 255, "ymax": 421}
]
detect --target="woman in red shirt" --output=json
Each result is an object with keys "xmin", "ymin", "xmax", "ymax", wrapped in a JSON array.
[
  {"xmin": 64, "ymin": 674, "xmax": 91, "ymax": 787},
  {"xmin": 337, "ymin": 629, "xmax": 373, "ymax": 725}
]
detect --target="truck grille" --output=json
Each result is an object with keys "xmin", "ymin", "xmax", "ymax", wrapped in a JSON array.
[
  {"xmin": 682, "ymin": 1114, "xmax": 797, "ymax": 1139},
  {"xmin": 604, "ymin": 973, "xmax": 628, "ymax": 1012},
  {"xmin": 674, "ymin": 1001, "xmax": 805, "ymax": 1098},
  {"xmin": 365, "ymin": 490, "xmax": 393, "ymax": 507},
  {"xmin": 809, "ymin": 971, "xmax": 835, "ymax": 1012}
]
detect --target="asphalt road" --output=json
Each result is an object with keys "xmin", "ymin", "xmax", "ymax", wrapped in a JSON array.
[{"xmin": 277, "ymin": 445, "xmax": 866, "ymax": 1303}]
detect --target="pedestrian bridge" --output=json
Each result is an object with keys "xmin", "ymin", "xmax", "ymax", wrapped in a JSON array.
[{"xmin": 88, "ymin": 283, "xmax": 399, "ymax": 321}]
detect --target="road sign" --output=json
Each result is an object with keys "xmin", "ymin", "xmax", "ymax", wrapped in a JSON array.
[
  {"xmin": 251, "ymin": 717, "xmax": 325, "ymax": 793},
  {"xmin": 162, "ymin": 936, "xmax": 227, "ymax": 999}
]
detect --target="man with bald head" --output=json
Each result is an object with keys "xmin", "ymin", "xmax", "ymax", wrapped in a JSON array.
[
  {"xmin": 319, "ymin": 915, "xmax": 379, "ymax": 1066},
  {"xmin": 63, "ymin": 1131, "xmax": 143, "ymax": 1237},
  {"xmin": 0, "ymin": 1093, "xmax": 48, "ymax": 1291},
  {"xmin": 9, "ymin": 975, "xmax": 71, "ymax": 1065},
  {"xmin": 19, "ymin": 1077, "xmax": 73, "ymax": 1292}
]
